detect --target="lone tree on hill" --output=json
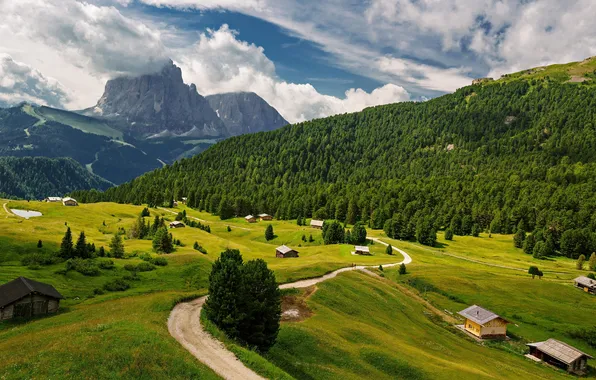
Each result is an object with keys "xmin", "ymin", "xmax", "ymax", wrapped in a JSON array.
[
  {"xmin": 528, "ymin": 266, "xmax": 543, "ymax": 279},
  {"xmin": 386, "ymin": 244, "xmax": 393, "ymax": 255},
  {"xmin": 59, "ymin": 227, "xmax": 74, "ymax": 259},
  {"xmin": 204, "ymin": 249, "xmax": 281, "ymax": 352},
  {"xmin": 265, "ymin": 224, "xmax": 275, "ymax": 241},
  {"xmin": 589, "ymin": 253, "xmax": 596, "ymax": 271},
  {"xmin": 398, "ymin": 263, "xmax": 407, "ymax": 275},
  {"xmin": 577, "ymin": 254, "xmax": 586, "ymax": 270},
  {"xmin": 110, "ymin": 233, "xmax": 125, "ymax": 259},
  {"xmin": 37, "ymin": 240, "xmax": 43, "ymax": 248}
]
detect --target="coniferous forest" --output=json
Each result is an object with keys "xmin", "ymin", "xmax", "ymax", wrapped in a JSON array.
[{"xmin": 73, "ymin": 79, "xmax": 596, "ymax": 257}]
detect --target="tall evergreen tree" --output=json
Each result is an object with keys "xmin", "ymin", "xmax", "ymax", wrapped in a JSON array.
[
  {"xmin": 265, "ymin": 224, "xmax": 275, "ymax": 241},
  {"xmin": 110, "ymin": 233, "xmax": 125, "ymax": 259},
  {"xmin": 351, "ymin": 222, "xmax": 367, "ymax": 244},
  {"xmin": 59, "ymin": 227, "xmax": 74, "ymax": 259},
  {"xmin": 74, "ymin": 231, "xmax": 90, "ymax": 258}
]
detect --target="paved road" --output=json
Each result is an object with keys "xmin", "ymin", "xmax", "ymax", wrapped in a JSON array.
[{"xmin": 168, "ymin": 238, "xmax": 412, "ymax": 380}]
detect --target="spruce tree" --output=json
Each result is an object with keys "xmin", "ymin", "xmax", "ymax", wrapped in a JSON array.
[
  {"xmin": 110, "ymin": 233, "xmax": 125, "ymax": 259},
  {"xmin": 351, "ymin": 222, "xmax": 367, "ymax": 244},
  {"xmin": 589, "ymin": 253, "xmax": 596, "ymax": 271},
  {"xmin": 265, "ymin": 224, "xmax": 274, "ymax": 241},
  {"xmin": 513, "ymin": 229, "xmax": 526, "ymax": 248},
  {"xmin": 385, "ymin": 244, "xmax": 393, "ymax": 255},
  {"xmin": 398, "ymin": 263, "xmax": 407, "ymax": 275},
  {"xmin": 444, "ymin": 228, "xmax": 454, "ymax": 241},
  {"xmin": 74, "ymin": 231, "xmax": 89, "ymax": 258},
  {"xmin": 37, "ymin": 240, "xmax": 43, "ymax": 248},
  {"xmin": 153, "ymin": 227, "xmax": 174, "ymax": 253},
  {"xmin": 98, "ymin": 246, "xmax": 106, "ymax": 257},
  {"xmin": 523, "ymin": 234, "xmax": 536, "ymax": 255},
  {"xmin": 59, "ymin": 227, "xmax": 74, "ymax": 259},
  {"xmin": 576, "ymin": 254, "xmax": 586, "ymax": 270}
]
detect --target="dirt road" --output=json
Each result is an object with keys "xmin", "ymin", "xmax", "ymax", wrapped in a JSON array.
[{"xmin": 168, "ymin": 238, "xmax": 412, "ymax": 379}]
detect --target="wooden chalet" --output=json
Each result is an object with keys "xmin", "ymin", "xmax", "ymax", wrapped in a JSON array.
[
  {"xmin": 181, "ymin": 197, "xmax": 188, "ymax": 204},
  {"xmin": 62, "ymin": 197, "xmax": 78, "ymax": 206},
  {"xmin": 310, "ymin": 219, "xmax": 324, "ymax": 229},
  {"xmin": 0, "ymin": 277, "xmax": 63, "ymax": 320},
  {"xmin": 574, "ymin": 276, "xmax": 596, "ymax": 294},
  {"xmin": 169, "ymin": 221, "xmax": 185, "ymax": 228},
  {"xmin": 527, "ymin": 339, "xmax": 592, "ymax": 375},
  {"xmin": 245, "ymin": 215, "xmax": 257, "ymax": 223},
  {"xmin": 276, "ymin": 245, "xmax": 299, "ymax": 258},
  {"xmin": 258, "ymin": 213, "xmax": 273, "ymax": 221},
  {"xmin": 354, "ymin": 246, "xmax": 370, "ymax": 255},
  {"xmin": 458, "ymin": 305, "xmax": 509, "ymax": 339},
  {"xmin": 44, "ymin": 197, "xmax": 62, "ymax": 203}
]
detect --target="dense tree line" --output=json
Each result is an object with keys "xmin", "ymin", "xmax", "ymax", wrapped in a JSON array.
[{"xmin": 73, "ymin": 80, "xmax": 596, "ymax": 257}]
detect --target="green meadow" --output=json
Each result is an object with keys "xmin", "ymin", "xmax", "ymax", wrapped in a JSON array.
[{"xmin": 0, "ymin": 200, "xmax": 594, "ymax": 379}]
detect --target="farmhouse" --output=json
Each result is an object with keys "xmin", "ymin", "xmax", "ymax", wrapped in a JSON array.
[
  {"xmin": 181, "ymin": 197, "xmax": 188, "ymax": 204},
  {"xmin": 44, "ymin": 197, "xmax": 62, "ymax": 202},
  {"xmin": 354, "ymin": 246, "xmax": 370, "ymax": 255},
  {"xmin": 245, "ymin": 215, "xmax": 256, "ymax": 223},
  {"xmin": 276, "ymin": 245, "xmax": 299, "ymax": 258},
  {"xmin": 527, "ymin": 339, "xmax": 592, "ymax": 375},
  {"xmin": 259, "ymin": 213, "xmax": 273, "ymax": 221},
  {"xmin": 0, "ymin": 277, "xmax": 64, "ymax": 320},
  {"xmin": 310, "ymin": 219, "xmax": 324, "ymax": 229},
  {"xmin": 169, "ymin": 221, "xmax": 185, "ymax": 228},
  {"xmin": 573, "ymin": 276, "xmax": 596, "ymax": 294},
  {"xmin": 457, "ymin": 305, "xmax": 509, "ymax": 339},
  {"xmin": 62, "ymin": 197, "xmax": 78, "ymax": 206}
]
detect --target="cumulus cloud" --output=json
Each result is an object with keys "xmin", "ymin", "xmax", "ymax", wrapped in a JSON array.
[
  {"xmin": 0, "ymin": 54, "xmax": 70, "ymax": 108},
  {"xmin": 175, "ymin": 25, "xmax": 410, "ymax": 123}
]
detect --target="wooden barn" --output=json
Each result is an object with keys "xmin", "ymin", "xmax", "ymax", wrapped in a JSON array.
[
  {"xmin": 44, "ymin": 197, "xmax": 62, "ymax": 203},
  {"xmin": 310, "ymin": 219, "xmax": 324, "ymax": 229},
  {"xmin": 276, "ymin": 245, "xmax": 299, "ymax": 258},
  {"xmin": 354, "ymin": 246, "xmax": 370, "ymax": 255},
  {"xmin": 527, "ymin": 339, "xmax": 592, "ymax": 375},
  {"xmin": 574, "ymin": 276, "xmax": 596, "ymax": 294},
  {"xmin": 458, "ymin": 305, "xmax": 509, "ymax": 339},
  {"xmin": 245, "ymin": 215, "xmax": 256, "ymax": 223},
  {"xmin": 0, "ymin": 277, "xmax": 64, "ymax": 320},
  {"xmin": 62, "ymin": 197, "xmax": 78, "ymax": 206},
  {"xmin": 259, "ymin": 213, "xmax": 273, "ymax": 221},
  {"xmin": 169, "ymin": 221, "xmax": 185, "ymax": 228}
]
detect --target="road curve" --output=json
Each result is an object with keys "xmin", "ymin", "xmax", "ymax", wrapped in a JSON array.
[{"xmin": 168, "ymin": 238, "xmax": 411, "ymax": 380}]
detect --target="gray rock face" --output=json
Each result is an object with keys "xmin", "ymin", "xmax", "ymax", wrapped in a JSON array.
[
  {"xmin": 206, "ymin": 92, "xmax": 288, "ymax": 136},
  {"xmin": 87, "ymin": 60, "xmax": 227, "ymax": 138}
]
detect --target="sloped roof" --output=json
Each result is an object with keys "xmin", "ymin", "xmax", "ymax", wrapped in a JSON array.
[
  {"xmin": 355, "ymin": 245, "xmax": 370, "ymax": 252},
  {"xmin": 310, "ymin": 219, "xmax": 324, "ymax": 227},
  {"xmin": 46, "ymin": 197, "xmax": 62, "ymax": 201},
  {"xmin": 0, "ymin": 277, "xmax": 64, "ymax": 308},
  {"xmin": 62, "ymin": 197, "xmax": 77, "ymax": 202},
  {"xmin": 258, "ymin": 213, "xmax": 271, "ymax": 217},
  {"xmin": 458, "ymin": 305, "xmax": 509, "ymax": 325},
  {"xmin": 574, "ymin": 276, "xmax": 596, "ymax": 288},
  {"xmin": 169, "ymin": 221, "xmax": 184, "ymax": 226},
  {"xmin": 528, "ymin": 339, "xmax": 593, "ymax": 364},
  {"xmin": 245, "ymin": 215, "xmax": 255, "ymax": 219},
  {"xmin": 276, "ymin": 245, "xmax": 296, "ymax": 254}
]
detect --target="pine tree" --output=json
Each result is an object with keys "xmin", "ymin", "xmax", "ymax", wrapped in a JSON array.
[
  {"xmin": 74, "ymin": 231, "xmax": 90, "ymax": 258},
  {"xmin": 37, "ymin": 240, "xmax": 43, "ymax": 248},
  {"xmin": 59, "ymin": 227, "xmax": 74, "ymax": 259},
  {"xmin": 471, "ymin": 224, "xmax": 480, "ymax": 237},
  {"xmin": 110, "ymin": 233, "xmax": 125, "ymax": 259},
  {"xmin": 153, "ymin": 227, "xmax": 174, "ymax": 253},
  {"xmin": 589, "ymin": 253, "xmax": 596, "ymax": 271},
  {"xmin": 351, "ymin": 222, "xmax": 367, "ymax": 244},
  {"xmin": 98, "ymin": 246, "xmax": 106, "ymax": 257},
  {"xmin": 513, "ymin": 229, "xmax": 526, "ymax": 248},
  {"xmin": 265, "ymin": 224, "xmax": 274, "ymax": 241},
  {"xmin": 385, "ymin": 244, "xmax": 393, "ymax": 255},
  {"xmin": 444, "ymin": 228, "xmax": 454, "ymax": 241},
  {"xmin": 523, "ymin": 234, "xmax": 536, "ymax": 255},
  {"xmin": 398, "ymin": 263, "xmax": 407, "ymax": 275},
  {"xmin": 576, "ymin": 254, "xmax": 586, "ymax": 270}
]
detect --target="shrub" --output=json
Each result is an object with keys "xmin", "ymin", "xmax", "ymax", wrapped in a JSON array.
[
  {"xmin": 103, "ymin": 278, "xmax": 130, "ymax": 292},
  {"xmin": 193, "ymin": 241, "xmax": 207, "ymax": 254},
  {"xmin": 151, "ymin": 256, "xmax": 168, "ymax": 266},
  {"xmin": 588, "ymin": 273, "xmax": 596, "ymax": 280},
  {"xmin": 98, "ymin": 259, "xmax": 115, "ymax": 270},
  {"xmin": 398, "ymin": 263, "xmax": 407, "ymax": 275},
  {"xmin": 136, "ymin": 262, "xmax": 156, "ymax": 272},
  {"xmin": 93, "ymin": 288, "xmax": 105, "ymax": 295},
  {"xmin": 21, "ymin": 253, "xmax": 60, "ymax": 267},
  {"xmin": 124, "ymin": 264, "xmax": 137, "ymax": 271},
  {"xmin": 65, "ymin": 258, "xmax": 100, "ymax": 276}
]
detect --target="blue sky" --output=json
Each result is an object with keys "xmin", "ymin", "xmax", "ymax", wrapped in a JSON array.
[{"xmin": 1, "ymin": 0, "xmax": 596, "ymax": 122}]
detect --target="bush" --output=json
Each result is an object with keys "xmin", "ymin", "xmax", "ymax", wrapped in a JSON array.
[
  {"xmin": 124, "ymin": 264, "xmax": 137, "ymax": 272},
  {"xmin": 398, "ymin": 263, "xmax": 407, "ymax": 275},
  {"xmin": 588, "ymin": 273, "xmax": 596, "ymax": 280},
  {"xmin": 193, "ymin": 241, "xmax": 207, "ymax": 254},
  {"xmin": 136, "ymin": 262, "xmax": 156, "ymax": 272},
  {"xmin": 151, "ymin": 256, "xmax": 168, "ymax": 266},
  {"xmin": 103, "ymin": 278, "xmax": 130, "ymax": 292},
  {"xmin": 93, "ymin": 288, "xmax": 105, "ymax": 295},
  {"xmin": 65, "ymin": 258, "xmax": 100, "ymax": 276},
  {"xmin": 98, "ymin": 259, "xmax": 115, "ymax": 270},
  {"xmin": 21, "ymin": 253, "xmax": 60, "ymax": 267}
]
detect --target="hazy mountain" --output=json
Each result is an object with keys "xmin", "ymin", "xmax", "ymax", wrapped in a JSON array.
[
  {"xmin": 206, "ymin": 92, "xmax": 288, "ymax": 136},
  {"xmin": 82, "ymin": 60, "xmax": 227, "ymax": 139}
]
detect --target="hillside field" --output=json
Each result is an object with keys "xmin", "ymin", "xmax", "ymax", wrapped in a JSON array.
[{"xmin": 0, "ymin": 200, "xmax": 594, "ymax": 379}]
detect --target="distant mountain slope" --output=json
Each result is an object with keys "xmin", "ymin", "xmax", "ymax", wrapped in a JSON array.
[
  {"xmin": 206, "ymin": 92, "xmax": 288, "ymax": 136},
  {"xmin": 0, "ymin": 157, "xmax": 111, "ymax": 199},
  {"xmin": 82, "ymin": 60, "xmax": 227, "ymax": 138},
  {"xmin": 75, "ymin": 59, "xmax": 596, "ymax": 256}
]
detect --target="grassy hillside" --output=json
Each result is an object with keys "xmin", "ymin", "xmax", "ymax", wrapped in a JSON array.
[
  {"xmin": 0, "ymin": 200, "xmax": 594, "ymax": 378},
  {"xmin": 488, "ymin": 56, "xmax": 596, "ymax": 85}
]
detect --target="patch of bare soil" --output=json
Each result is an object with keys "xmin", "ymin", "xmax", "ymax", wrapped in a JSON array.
[
  {"xmin": 567, "ymin": 76, "xmax": 589, "ymax": 83},
  {"xmin": 281, "ymin": 286, "xmax": 316, "ymax": 322}
]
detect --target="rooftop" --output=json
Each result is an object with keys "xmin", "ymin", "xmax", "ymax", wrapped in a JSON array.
[
  {"xmin": 276, "ymin": 245, "xmax": 295, "ymax": 254},
  {"xmin": 245, "ymin": 215, "xmax": 254, "ymax": 219},
  {"xmin": 0, "ymin": 277, "xmax": 64, "ymax": 308},
  {"xmin": 355, "ymin": 245, "xmax": 370, "ymax": 252},
  {"xmin": 528, "ymin": 339, "xmax": 593, "ymax": 364},
  {"xmin": 575, "ymin": 276, "xmax": 596, "ymax": 287},
  {"xmin": 310, "ymin": 219, "xmax": 324, "ymax": 226},
  {"xmin": 458, "ymin": 305, "xmax": 508, "ymax": 326}
]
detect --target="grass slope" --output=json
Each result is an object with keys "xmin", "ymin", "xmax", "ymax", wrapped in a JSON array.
[{"xmin": 34, "ymin": 105, "xmax": 124, "ymax": 140}]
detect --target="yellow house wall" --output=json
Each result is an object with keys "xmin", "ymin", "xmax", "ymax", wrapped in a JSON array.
[
  {"xmin": 464, "ymin": 319, "xmax": 482, "ymax": 337},
  {"xmin": 480, "ymin": 318, "xmax": 508, "ymax": 337}
]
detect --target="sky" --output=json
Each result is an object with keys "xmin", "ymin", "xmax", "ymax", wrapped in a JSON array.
[{"xmin": 1, "ymin": 0, "xmax": 596, "ymax": 123}]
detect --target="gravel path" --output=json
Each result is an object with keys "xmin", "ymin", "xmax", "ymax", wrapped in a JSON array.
[{"xmin": 168, "ymin": 237, "xmax": 412, "ymax": 380}]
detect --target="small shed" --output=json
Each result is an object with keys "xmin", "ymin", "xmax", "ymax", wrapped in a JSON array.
[
  {"xmin": 354, "ymin": 246, "xmax": 370, "ymax": 255},
  {"xmin": 259, "ymin": 213, "xmax": 273, "ymax": 221},
  {"xmin": 276, "ymin": 245, "xmax": 299, "ymax": 258},
  {"xmin": 527, "ymin": 339, "xmax": 592, "ymax": 375},
  {"xmin": 181, "ymin": 197, "xmax": 188, "ymax": 204},
  {"xmin": 44, "ymin": 197, "xmax": 62, "ymax": 203},
  {"xmin": 574, "ymin": 276, "xmax": 596, "ymax": 294},
  {"xmin": 458, "ymin": 305, "xmax": 509, "ymax": 339},
  {"xmin": 62, "ymin": 197, "xmax": 78, "ymax": 206},
  {"xmin": 0, "ymin": 277, "xmax": 64, "ymax": 320},
  {"xmin": 310, "ymin": 219, "xmax": 324, "ymax": 229},
  {"xmin": 169, "ymin": 221, "xmax": 185, "ymax": 228},
  {"xmin": 245, "ymin": 215, "xmax": 256, "ymax": 223}
]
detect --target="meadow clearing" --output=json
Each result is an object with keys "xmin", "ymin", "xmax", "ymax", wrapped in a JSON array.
[{"xmin": 0, "ymin": 199, "xmax": 594, "ymax": 379}]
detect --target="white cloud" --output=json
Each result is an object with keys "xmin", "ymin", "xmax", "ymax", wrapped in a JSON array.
[
  {"xmin": 176, "ymin": 25, "xmax": 410, "ymax": 122},
  {"xmin": 0, "ymin": 54, "xmax": 70, "ymax": 108}
]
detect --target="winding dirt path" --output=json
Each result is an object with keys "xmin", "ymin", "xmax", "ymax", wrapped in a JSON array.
[
  {"xmin": 3, "ymin": 203, "xmax": 13, "ymax": 217},
  {"xmin": 168, "ymin": 238, "xmax": 412, "ymax": 380}
]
